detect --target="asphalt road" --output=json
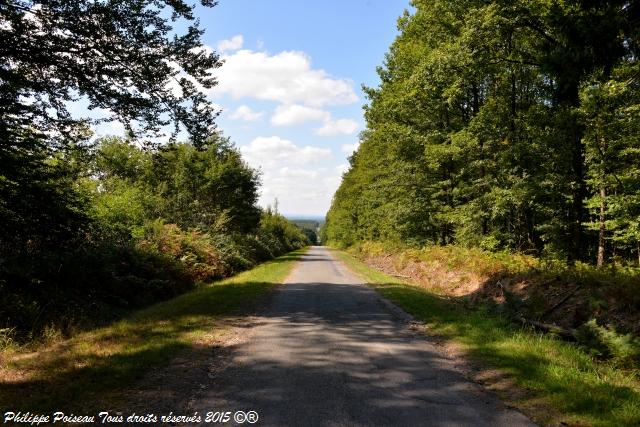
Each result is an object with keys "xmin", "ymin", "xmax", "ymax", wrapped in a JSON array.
[{"xmin": 194, "ymin": 246, "xmax": 535, "ymax": 427}]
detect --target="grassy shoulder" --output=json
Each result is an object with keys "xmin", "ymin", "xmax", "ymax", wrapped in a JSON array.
[
  {"xmin": 333, "ymin": 248, "xmax": 640, "ymax": 427},
  {"xmin": 0, "ymin": 247, "xmax": 307, "ymax": 413}
]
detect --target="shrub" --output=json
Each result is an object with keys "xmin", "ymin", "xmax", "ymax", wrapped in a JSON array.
[
  {"xmin": 138, "ymin": 220, "xmax": 225, "ymax": 281},
  {"xmin": 575, "ymin": 319, "xmax": 640, "ymax": 367}
]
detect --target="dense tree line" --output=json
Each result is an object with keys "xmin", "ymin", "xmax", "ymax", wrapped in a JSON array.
[
  {"xmin": 0, "ymin": 1, "xmax": 308, "ymax": 340},
  {"xmin": 291, "ymin": 220, "xmax": 322, "ymax": 245},
  {"xmin": 2, "ymin": 135, "xmax": 309, "ymax": 339},
  {"xmin": 326, "ymin": 0, "xmax": 640, "ymax": 265}
]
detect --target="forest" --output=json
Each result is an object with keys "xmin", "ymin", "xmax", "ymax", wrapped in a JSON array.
[
  {"xmin": 325, "ymin": 0, "xmax": 640, "ymax": 267},
  {"xmin": 0, "ymin": 0, "xmax": 308, "ymax": 342},
  {"xmin": 1, "ymin": 1, "xmax": 640, "ymax": 423}
]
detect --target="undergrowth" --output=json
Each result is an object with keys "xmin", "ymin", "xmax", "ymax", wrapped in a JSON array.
[
  {"xmin": 346, "ymin": 241, "xmax": 640, "ymax": 367},
  {"xmin": 0, "ymin": 248, "xmax": 307, "ymax": 413},
  {"xmin": 1, "ymin": 213, "xmax": 308, "ymax": 344},
  {"xmin": 335, "ymin": 248, "xmax": 640, "ymax": 427}
]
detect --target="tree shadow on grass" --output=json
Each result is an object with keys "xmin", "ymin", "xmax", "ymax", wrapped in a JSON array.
[
  {"xmin": 0, "ymin": 279, "xmax": 279, "ymax": 413},
  {"xmin": 374, "ymin": 282, "xmax": 640, "ymax": 426},
  {"xmin": 1, "ymin": 249, "xmax": 312, "ymax": 413},
  {"xmin": 3, "ymin": 273, "xmax": 637, "ymax": 426}
]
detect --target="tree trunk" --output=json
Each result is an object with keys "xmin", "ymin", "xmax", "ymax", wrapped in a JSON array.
[
  {"xmin": 472, "ymin": 84, "xmax": 488, "ymax": 236},
  {"xmin": 596, "ymin": 129, "xmax": 607, "ymax": 268},
  {"xmin": 597, "ymin": 185, "xmax": 606, "ymax": 267},
  {"xmin": 568, "ymin": 114, "xmax": 586, "ymax": 264}
]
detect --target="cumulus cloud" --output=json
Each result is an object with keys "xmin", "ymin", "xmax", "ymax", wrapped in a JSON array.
[
  {"xmin": 228, "ymin": 105, "xmax": 263, "ymax": 121},
  {"xmin": 315, "ymin": 118, "xmax": 359, "ymax": 136},
  {"xmin": 277, "ymin": 167, "xmax": 320, "ymax": 179},
  {"xmin": 240, "ymin": 136, "xmax": 331, "ymax": 168},
  {"xmin": 323, "ymin": 164, "xmax": 350, "ymax": 190},
  {"xmin": 270, "ymin": 104, "xmax": 330, "ymax": 126},
  {"xmin": 270, "ymin": 104, "xmax": 359, "ymax": 136},
  {"xmin": 239, "ymin": 136, "xmax": 340, "ymax": 215},
  {"xmin": 217, "ymin": 35, "xmax": 244, "ymax": 53},
  {"xmin": 213, "ymin": 50, "xmax": 358, "ymax": 107}
]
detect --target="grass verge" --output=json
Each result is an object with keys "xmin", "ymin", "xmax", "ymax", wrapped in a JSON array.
[
  {"xmin": 0, "ymin": 248, "xmax": 307, "ymax": 413},
  {"xmin": 334, "ymin": 249, "xmax": 640, "ymax": 427}
]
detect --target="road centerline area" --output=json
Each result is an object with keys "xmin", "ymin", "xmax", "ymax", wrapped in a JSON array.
[{"xmin": 194, "ymin": 246, "xmax": 535, "ymax": 426}]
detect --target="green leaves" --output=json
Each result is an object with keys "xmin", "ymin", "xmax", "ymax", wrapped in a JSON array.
[
  {"xmin": 92, "ymin": 136, "xmax": 261, "ymax": 235},
  {"xmin": 1, "ymin": 0, "xmax": 221, "ymax": 146},
  {"xmin": 326, "ymin": 0, "xmax": 640, "ymax": 265}
]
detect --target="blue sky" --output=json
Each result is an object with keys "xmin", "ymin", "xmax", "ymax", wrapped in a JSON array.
[{"xmin": 98, "ymin": 0, "xmax": 410, "ymax": 217}]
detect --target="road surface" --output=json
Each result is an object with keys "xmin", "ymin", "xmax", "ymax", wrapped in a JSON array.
[{"xmin": 194, "ymin": 246, "xmax": 535, "ymax": 426}]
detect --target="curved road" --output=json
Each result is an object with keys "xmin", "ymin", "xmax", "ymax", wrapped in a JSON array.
[{"xmin": 195, "ymin": 246, "xmax": 535, "ymax": 426}]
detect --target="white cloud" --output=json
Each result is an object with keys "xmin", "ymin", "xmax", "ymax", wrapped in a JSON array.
[
  {"xmin": 240, "ymin": 136, "xmax": 331, "ymax": 168},
  {"xmin": 239, "ymin": 136, "xmax": 339, "ymax": 215},
  {"xmin": 278, "ymin": 167, "xmax": 320, "ymax": 179},
  {"xmin": 270, "ymin": 104, "xmax": 330, "ymax": 126},
  {"xmin": 341, "ymin": 142, "xmax": 360, "ymax": 154},
  {"xmin": 270, "ymin": 104, "xmax": 359, "ymax": 137},
  {"xmin": 213, "ymin": 50, "xmax": 358, "ymax": 107},
  {"xmin": 228, "ymin": 105, "xmax": 263, "ymax": 121},
  {"xmin": 217, "ymin": 35, "xmax": 244, "ymax": 53},
  {"xmin": 336, "ymin": 164, "xmax": 350, "ymax": 174},
  {"xmin": 93, "ymin": 120, "xmax": 125, "ymax": 138},
  {"xmin": 315, "ymin": 118, "xmax": 359, "ymax": 136},
  {"xmin": 322, "ymin": 164, "xmax": 350, "ymax": 191}
]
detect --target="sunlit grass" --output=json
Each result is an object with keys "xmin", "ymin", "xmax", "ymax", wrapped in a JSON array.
[
  {"xmin": 335, "ymin": 249, "xmax": 640, "ymax": 427},
  {"xmin": 0, "ymin": 248, "xmax": 307, "ymax": 412}
]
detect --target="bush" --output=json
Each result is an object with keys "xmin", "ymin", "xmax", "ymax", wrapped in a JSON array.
[
  {"xmin": 259, "ymin": 209, "xmax": 310, "ymax": 253},
  {"xmin": 0, "ymin": 137, "xmax": 310, "ymax": 344},
  {"xmin": 0, "ymin": 239, "xmax": 193, "ymax": 342},
  {"xmin": 138, "ymin": 220, "xmax": 225, "ymax": 281},
  {"xmin": 575, "ymin": 319, "xmax": 640, "ymax": 367},
  {"xmin": 0, "ymin": 210, "xmax": 310, "ymax": 343}
]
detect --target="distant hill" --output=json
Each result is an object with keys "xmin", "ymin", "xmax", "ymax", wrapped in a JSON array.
[
  {"xmin": 285, "ymin": 215, "xmax": 325, "ymax": 223},
  {"xmin": 290, "ymin": 219, "xmax": 322, "ymax": 229}
]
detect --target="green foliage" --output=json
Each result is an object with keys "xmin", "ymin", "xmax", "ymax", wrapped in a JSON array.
[
  {"xmin": 337, "ymin": 249, "xmax": 640, "ymax": 427},
  {"xmin": 259, "ymin": 209, "xmax": 311, "ymax": 254},
  {"xmin": 289, "ymin": 219, "xmax": 321, "ymax": 245},
  {"xmin": 138, "ymin": 220, "xmax": 225, "ymax": 281},
  {"xmin": 326, "ymin": 0, "xmax": 640, "ymax": 266},
  {"xmin": 0, "ymin": 0, "xmax": 310, "ymax": 347},
  {"xmin": 576, "ymin": 319, "xmax": 640, "ymax": 368},
  {"xmin": 581, "ymin": 63, "xmax": 640, "ymax": 259},
  {"xmin": 0, "ymin": 249, "xmax": 307, "ymax": 413},
  {"xmin": 0, "ymin": 328, "xmax": 15, "ymax": 350},
  {"xmin": 0, "ymin": 241, "xmax": 192, "ymax": 340},
  {"xmin": 0, "ymin": 0, "xmax": 273, "ymax": 342},
  {"xmin": 0, "ymin": 0, "xmax": 224, "ymax": 299},
  {"xmin": 92, "ymin": 136, "xmax": 261, "ymax": 234},
  {"xmin": 1, "ymin": 0, "xmax": 220, "ymax": 146},
  {"xmin": 0, "ymin": 135, "xmax": 307, "ymax": 342},
  {"xmin": 0, "ymin": 133, "xmax": 92, "ymax": 254},
  {"xmin": 300, "ymin": 228, "xmax": 319, "ymax": 245}
]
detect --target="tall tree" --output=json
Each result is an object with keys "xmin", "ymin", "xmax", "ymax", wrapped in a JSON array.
[
  {"xmin": 0, "ymin": 0, "xmax": 221, "ymax": 253},
  {"xmin": 326, "ymin": 0, "xmax": 640, "ymax": 266},
  {"xmin": 517, "ymin": 0, "xmax": 639, "ymax": 261},
  {"xmin": 1, "ymin": 0, "xmax": 220, "ymax": 144}
]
